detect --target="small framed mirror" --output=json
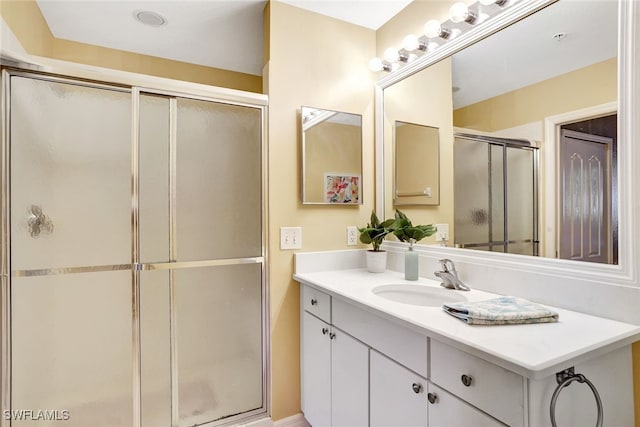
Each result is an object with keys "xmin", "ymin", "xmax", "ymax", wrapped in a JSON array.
[
  {"xmin": 394, "ymin": 121, "xmax": 440, "ymax": 206},
  {"xmin": 301, "ymin": 106, "xmax": 363, "ymax": 204}
]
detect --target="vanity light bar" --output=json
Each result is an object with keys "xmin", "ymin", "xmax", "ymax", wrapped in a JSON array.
[{"xmin": 369, "ymin": 0, "xmax": 511, "ymax": 73}]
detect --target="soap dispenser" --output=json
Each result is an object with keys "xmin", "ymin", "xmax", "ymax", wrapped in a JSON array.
[{"xmin": 405, "ymin": 239, "xmax": 419, "ymax": 280}]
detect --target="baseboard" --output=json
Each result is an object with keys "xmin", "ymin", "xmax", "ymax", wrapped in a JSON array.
[{"xmin": 272, "ymin": 413, "xmax": 310, "ymax": 427}]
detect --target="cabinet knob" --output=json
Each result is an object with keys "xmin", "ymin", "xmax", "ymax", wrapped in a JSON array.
[
  {"xmin": 427, "ymin": 392, "xmax": 438, "ymax": 404},
  {"xmin": 411, "ymin": 383, "xmax": 423, "ymax": 394},
  {"xmin": 329, "ymin": 332, "xmax": 336, "ymax": 340},
  {"xmin": 461, "ymin": 374, "xmax": 473, "ymax": 387},
  {"xmin": 321, "ymin": 327, "xmax": 329, "ymax": 335},
  {"xmin": 310, "ymin": 298, "xmax": 318, "ymax": 306}
]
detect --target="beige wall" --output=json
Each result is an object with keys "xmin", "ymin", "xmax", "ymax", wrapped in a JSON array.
[
  {"xmin": 384, "ymin": 58, "xmax": 454, "ymax": 241},
  {"xmin": 266, "ymin": 1, "xmax": 376, "ymax": 419},
  {"xmin": 453, "ymin": 58, "xmax": 617, "ymax": 132},
  {"xmin": 0, "ymin": 0, "xmax": 262, "ymax": 93}
]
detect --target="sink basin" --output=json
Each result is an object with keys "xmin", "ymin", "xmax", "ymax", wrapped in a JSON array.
[{"xmin": 372, "ymin": 284, "xmax": 467, "ymax": 307}]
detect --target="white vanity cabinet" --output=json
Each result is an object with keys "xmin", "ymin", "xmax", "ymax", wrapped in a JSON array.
[
  {"xmin": 301, "ymin": 283, "xmax": 511, "ymax": 427},
  {"xmin": 300, "ymin": 286, "xmax": 369, "ymax": 427},
  {"xmin": 298, "ymin": 277, "xmax": 638, "ymax": 427},
  {"xmin": 370, "ymin": 350, "xmax": 427, "ymax": 427}
]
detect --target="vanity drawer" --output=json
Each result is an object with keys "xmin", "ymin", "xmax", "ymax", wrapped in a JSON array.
[
  {"xmin": 301, "ymin": 285, "xmax": 331, "ymax": 322},
  {"xmin": 430, "ymin": 340, "xmax": 525, "ymax": 427},
  {"xmin": 333, "ymin": 297, "xmax": 427, "ymax": 377}
]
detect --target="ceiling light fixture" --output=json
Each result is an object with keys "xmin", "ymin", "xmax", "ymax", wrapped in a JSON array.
[
  {"xmin": 369, "ymin": 0, "xmax": 515, "ymax": 74},
  {"xmin": 134, "ymin": 10, "xmax": 168, "ymax": 27}
]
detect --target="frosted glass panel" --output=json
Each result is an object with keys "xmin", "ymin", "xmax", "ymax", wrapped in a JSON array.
[
  {"xmin": 490, "ymin": 145, "xmax": 504, "ymax": 243},
  {"xmin": 176, "ymin": 264, "xmax": 263, "ymax": 425},
  {"xmin": 139, "ymin": 94, "xmax": 171, "ymax": 263},
  {"xmin": 140, "ymin": 270, "xmax": 171, "ymax": 427},
  {"xmin": 507, "ymin": 148, "xmax": 534, "ymax": 244},
  {"xmin": 10, "ymin": 77, "xmax": 131, "ymax": 270},
  {"xmin": 454, "ymin": 139, "xmax": 489, "ymax": 246},
  {"xmin": 176, "ymin": 99, "xmax": 262, "ymax": 260},
  {"xmin": 11, "ymin": 271, "xmax": 132, "ymax": 427}
]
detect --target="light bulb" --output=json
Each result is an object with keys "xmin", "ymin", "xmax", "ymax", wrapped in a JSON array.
[
  {"xmin": 450, "ymin": 2, "xmax": 468, "ymax": 22},
  {"xmin": 368, "ymin": 57, "xmax": 384, "ymax": 72},
  {"xmin": 384, "ymin": 47, "xmax": 400, "ymax": 62},
  {"xmin": 403, "ymin": 34, "xmax": 420, "ymax": 51},
  {"xmin": 424, "ymin": 19, "xmax": 449, "ymax": 39},
  {"xmin": 450, "ymin": 2, "xmax": 477, "ymax": 24}
]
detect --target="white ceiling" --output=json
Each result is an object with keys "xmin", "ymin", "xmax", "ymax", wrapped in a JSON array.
[
  {"xmin": 35, "ymin": 0, "xmax": 412, "ymax": 76},
  {"xmin": 33, "ymin": 0, "xmax": 618, "ymax": 105}
]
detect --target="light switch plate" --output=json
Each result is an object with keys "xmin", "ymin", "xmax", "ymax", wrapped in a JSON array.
[
  {"xmin": 280, "ymin": 227, "xmax": 302, "ymax": 250},
  {"xmin": 347, "ymin": 226, "xmax": 358, "ymax": 246},
  {"xmin": 435, "ymin": 223, "xmax": 449, "ymax": 242}
]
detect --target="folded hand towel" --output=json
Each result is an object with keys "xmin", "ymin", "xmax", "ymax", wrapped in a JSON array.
[{"xmin": 442, "ymin": 296, "xmax": 559, "ymax": 325}]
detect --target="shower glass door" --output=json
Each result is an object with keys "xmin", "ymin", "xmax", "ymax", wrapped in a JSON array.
[
  {"xmin": 138, "ymin": 93, "xmax": 265, "ymax": 426},
  {"xmin": 3, "ymin": 71, "xmax": 267, "ymax": 427},
  {"xmin": 8, "ymin": 75, "xmax": 134, "ymax": 426},
  {"xmin": 454, "ymin": 135, "xmax": 538, "ymax": 256}
]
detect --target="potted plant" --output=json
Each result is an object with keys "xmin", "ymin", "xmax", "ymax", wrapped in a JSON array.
[
  {"xmin": 358, "ymin": 211, "xmax": 395, "ymax": 273},
  {"xmin": 392, "ymin": 210, "xmax": 436, "ymax": 280}
]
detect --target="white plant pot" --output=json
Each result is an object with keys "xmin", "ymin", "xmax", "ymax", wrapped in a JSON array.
[{"xmin": 366, "ymin": 250, "xmax": 387, "ymax": 273}]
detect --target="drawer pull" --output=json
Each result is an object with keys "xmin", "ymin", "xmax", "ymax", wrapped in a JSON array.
[
  {"xmin": 321, "ymin": 327, "xmax": 329, "ymax": 335},
  {"xmin": 411, "ymin": 383, "xmax": 423, "ymax": 394},
  {"xmin": 310, "ymin": 298, "xmax": 318, "ymax": 306},
  {"xmin": 427, "ymin": 392, "xmax": 438, "ymax": 404},
  {"xmin": 329, "ymin": 332, "xmax": 336, "ymax": 340},
  {"xmin": 461, "ymin": 374, "xmax": 473, "ymax": 387}
]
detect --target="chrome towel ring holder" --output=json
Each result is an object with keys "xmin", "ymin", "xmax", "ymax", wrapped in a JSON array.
[{"xmin": 550, "ymin": 367, "xmax": 603, "ymax": 427}]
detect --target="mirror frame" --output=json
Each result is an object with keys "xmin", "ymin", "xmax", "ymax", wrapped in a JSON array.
[{"xmin": 374, "ymin": 0, "xmax": 639, "ymax": 287}]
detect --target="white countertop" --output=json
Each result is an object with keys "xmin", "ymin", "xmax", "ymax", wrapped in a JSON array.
[{"xmin": 294, "ymin": 268, "xmax": 640, "ymax": 380}]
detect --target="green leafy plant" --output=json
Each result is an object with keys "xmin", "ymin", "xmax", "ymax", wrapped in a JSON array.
[
  {"xmin": 358, "ymin": 211, "xmax": 396, "ymax": 252},
  {"xmin": 392, "ymin": 209, "xmax": 436, "ymax": 245}
]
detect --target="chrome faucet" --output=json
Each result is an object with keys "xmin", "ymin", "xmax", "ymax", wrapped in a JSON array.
[{"xmin": 434, "ymin": 259, "xmax": 470, "ymax": 291}]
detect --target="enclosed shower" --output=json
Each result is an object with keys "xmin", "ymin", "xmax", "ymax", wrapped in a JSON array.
[
  {"xmin": 454, "ymin": 133, "xmax": 539, "ymax": 256},
  {"xmin": 1, "ymin": 68, "xmax": 268, "ymax": 427}
]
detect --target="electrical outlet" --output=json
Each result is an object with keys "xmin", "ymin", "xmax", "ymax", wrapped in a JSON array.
[
  {"xmin": 347, "ymin": 226, "xmax": 358, "ymax": 246},
  {"xmin": 435, "ymin": 223, "xmax": 449, "ymax": 243},
  {"xmin": 280, "ymin": 227, "xmax": 302, "ymax": 250}
]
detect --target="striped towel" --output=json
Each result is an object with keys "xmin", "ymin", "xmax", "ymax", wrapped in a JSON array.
[{"xmin": 442, "ymin": 296, "xmax": 559, "ymax": 325}]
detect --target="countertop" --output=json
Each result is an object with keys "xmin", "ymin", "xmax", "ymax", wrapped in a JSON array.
[{"xmin": 294, "ymin": 268, "xmax": 640, "ymax": 380}]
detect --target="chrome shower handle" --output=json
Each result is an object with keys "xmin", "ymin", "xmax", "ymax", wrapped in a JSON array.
[{"xmin": 27, "ymin": 205, "xmax": 54, "ymax": 238}]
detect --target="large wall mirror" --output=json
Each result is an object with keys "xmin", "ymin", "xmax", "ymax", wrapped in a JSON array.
[
  {"xmin": 378, "ymin": 0, "xmax": 627, "ymax": 267},
  {"xmin": 301, "ymin": 106, "xmax": 363, "ymax": 204}
]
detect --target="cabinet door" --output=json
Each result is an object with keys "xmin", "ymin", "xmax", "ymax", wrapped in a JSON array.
[
  {"xmin": 427, "ymin": 383, "xmax": 506, "ymax": 427},
  {"xmin": 331, "ymin": 328, "xmax": 368, "ymax": 427},
  {"xmin": 370, "ymin": 350, "xmax": 427, "ymax": 427},
  {"xmin": 301, "ymin": 312, "xmax": 331, "ymax": 427}
]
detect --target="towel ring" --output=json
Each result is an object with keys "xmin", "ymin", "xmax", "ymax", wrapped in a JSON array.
[{"xmin": 550, "ymin": 368, "xmax": 603, "ymax": 427}]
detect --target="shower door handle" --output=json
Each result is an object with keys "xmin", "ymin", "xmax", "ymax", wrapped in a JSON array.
[{"xmin": 27, "ymin": 205, "xmax": 54, "ymax": 238}]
